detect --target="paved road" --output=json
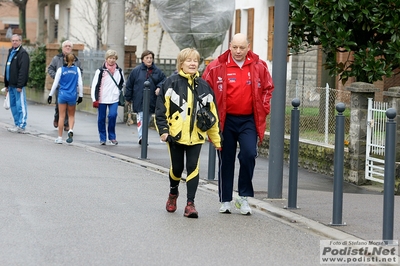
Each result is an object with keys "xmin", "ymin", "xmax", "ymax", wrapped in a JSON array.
[{"xmin": 0, "ymin": 118, "xmax": 329, "ymax": 265}]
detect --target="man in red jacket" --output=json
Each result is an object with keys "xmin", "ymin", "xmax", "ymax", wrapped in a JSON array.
[{"xmin": 203, "ymin": 33, "xmax": 274, "ymax": 215}]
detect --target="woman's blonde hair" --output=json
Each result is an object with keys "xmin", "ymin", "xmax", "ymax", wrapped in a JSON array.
[
  {"xmin": 105, "ymin": 49, "xmax": 118, "ymax": 60},
  {"xmin": 65, "ymin": 53, "xmax": 75, "ymax": 67},
  {"xmin": 176, "ymin": 48, "xmax": 200, "ymax": 71}
]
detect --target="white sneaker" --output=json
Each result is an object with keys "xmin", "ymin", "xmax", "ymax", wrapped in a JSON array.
[
  {"xmin": 8, "ymin": 126, "xmax": 25, "ymax": 133},
  {"xmin": 219, "ymin": 202, "xmax": 231, "ymax": 213},
  {"xmin": 235, "ymin": 196, "xmax": 252, "ymax": 215},
  {"xmin": 7, "ymin": 126, "xmax": 18, "ymax": 133},
  {"xmin": 55, "ymin": 137, "xmax": 63, "ymax": 144}
]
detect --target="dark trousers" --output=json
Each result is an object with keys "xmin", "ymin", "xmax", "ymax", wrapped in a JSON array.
[
  {"xmin": 54, "ymin": 89, "xmax": 68, "ymax": 127},
  {"xmin": 167, "ymin": 142, "xmax": 202, "ymax": 203},
  {"xmin": 218, "ymin": 114, "xmax": 257, "ymax": 202}
]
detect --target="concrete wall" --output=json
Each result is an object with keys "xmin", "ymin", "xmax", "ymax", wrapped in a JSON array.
[{"xmin": 260, "ymin": 133, "xmax": 349, "ymax": 178}]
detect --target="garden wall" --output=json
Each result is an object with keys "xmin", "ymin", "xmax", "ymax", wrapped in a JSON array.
[{"xmin": 259, "ymin": 133, "xmax": 350, "ymax": 180}]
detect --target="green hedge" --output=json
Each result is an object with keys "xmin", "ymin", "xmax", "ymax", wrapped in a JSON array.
[{"xmin": 28, "ymin": 44, "xmax": 47, "ymax": 90}]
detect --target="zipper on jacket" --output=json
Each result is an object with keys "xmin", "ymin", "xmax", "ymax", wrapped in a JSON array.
[{"xmin": 188, "ymin": 82, "xmax": 197, "ymax": 135}]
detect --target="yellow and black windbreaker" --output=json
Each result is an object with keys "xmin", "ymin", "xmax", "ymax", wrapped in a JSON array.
[{"xmin": 155, "ymin": 70, "xmax": 221, "ymax": 148}]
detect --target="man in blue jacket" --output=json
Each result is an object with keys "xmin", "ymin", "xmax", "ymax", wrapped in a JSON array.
[
  {"xmin": 4, "ymin": 34, "xmax": 30, "ymax": 133},
  {"xmin": 125, "ymin": 50, "xmax": 166, "ymax": 145}
]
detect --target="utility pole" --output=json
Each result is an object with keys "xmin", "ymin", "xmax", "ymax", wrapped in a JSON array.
[
  {"xmin": 107, "ymin": 0, "xmax": 125, "ymax": 123},
  {"xmin": 268, "ymin": 0, "xmax": 289, "ymax": 198}
]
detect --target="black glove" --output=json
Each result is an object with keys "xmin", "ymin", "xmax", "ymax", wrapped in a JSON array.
[
  {"xmin": 77, "ymin": 97, "xmax": 83, "ymax": 105},
  {"xmin": 47, "ymin": 96, "xmax": 52, "ymax": 104}
]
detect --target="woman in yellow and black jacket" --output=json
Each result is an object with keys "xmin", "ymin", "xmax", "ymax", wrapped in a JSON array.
[{"xmin": 155, "ymin": 48, "xmax": 221, "ymax": 218}]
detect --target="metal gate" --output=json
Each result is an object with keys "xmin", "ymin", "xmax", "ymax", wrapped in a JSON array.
[{"xmin": 365, "ymin": 98, "xmax": 388, "ymax": 183}]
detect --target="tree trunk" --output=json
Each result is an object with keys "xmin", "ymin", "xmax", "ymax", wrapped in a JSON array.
[
  {"xmin": 13, "ymin": 0, "xmax": 27, "ymax": 40},
  {"xmin": 156, "ymin": 28, "xmax": 164, "ymax": 63},
  {"xmin": 19, "ymin": 8, "xmax": 26, "ymax": 40},
  {"xmin": 96, "ymin": 0, "xmax": 103, "ymax": 50}
]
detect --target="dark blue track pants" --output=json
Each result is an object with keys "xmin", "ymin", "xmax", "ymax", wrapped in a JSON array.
[{"xmin": 218, "ymin": 114, "xmax": 257, "ymax": 202}]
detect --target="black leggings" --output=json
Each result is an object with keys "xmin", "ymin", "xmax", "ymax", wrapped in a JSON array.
[{"xmin": 167, "ymin": 142, "xmax": 202, "ymax": 203}]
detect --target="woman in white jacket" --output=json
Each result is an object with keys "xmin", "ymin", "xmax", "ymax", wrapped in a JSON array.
[{"xmin": 91, "ymin": 49, "xmax": 124, "ymax": 145}]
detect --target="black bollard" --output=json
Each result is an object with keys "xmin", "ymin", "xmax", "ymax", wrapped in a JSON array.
[
  {"xmin": 382, "ymin": 108, "xmax": 397, "ymax": 242},
  {"xmin": 331, "ymin": 102, "xmax": 346, "ymax": 226},
  {"xmin": 140, "ymin": 81, "xmax": 150, "ymax": 159},
  {"xmin": 207, "ymin": 142, "xmax": 216, "ymax": 180},
  {"xmin": 286, "ymin": 98, "xmax": 300, "ymax": 209}
]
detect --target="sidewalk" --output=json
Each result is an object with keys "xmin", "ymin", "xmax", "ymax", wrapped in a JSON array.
[{"xmin": 1, "ymin": 101, "xmax": 399, "ymax": 242}]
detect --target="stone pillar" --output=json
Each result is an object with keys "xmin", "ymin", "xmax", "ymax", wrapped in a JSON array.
[
  {"xmin": 45, "ymin": 43, "xmax": 60, "ymax": 91},
  {"xmin": 346, "ymin": 82, "xmax": 379, "ymax": 184},
  {"xmin": 37, "ymin": 4, "xmax": 45, "ymax": 44},
  {"xmin": 383, "ymin": 86, "xmax": 400, "ymax": 161},
  {"xmin": 47, "ymin": 4, "xmax": 56, "ymax": 43},
  {"xmin": 124, "ymin": 45, "xmax": 137, "ymax": 75},
  {"xmin": 107, "ymin": 0, "xmax": 125, "ymax": 123}
]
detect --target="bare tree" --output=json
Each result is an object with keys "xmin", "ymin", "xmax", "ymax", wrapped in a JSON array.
[
  {"xmin": 125, "ymin": 0, "xmax": 151, "ymax": 51},
  {"xmin": 155, "ymin": 27, "xmax": 164, "ymax": 62},
  {"xmin": 70, "ymin": 0, "xmax": 107, "ymax": 50}
]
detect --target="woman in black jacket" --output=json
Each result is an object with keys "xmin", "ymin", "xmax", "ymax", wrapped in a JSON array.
[
  {"xmin": 125, "ymin": 50, "xmax": 166, "ymax": 145},
  {"xmin": 155, "ymin": 48, "xmax": 221, "ymax": 218}
]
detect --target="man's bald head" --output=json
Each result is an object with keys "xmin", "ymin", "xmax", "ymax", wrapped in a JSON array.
[{"xmin": 229, "ymin": 33, "xmax": 250, "ymax": 62}]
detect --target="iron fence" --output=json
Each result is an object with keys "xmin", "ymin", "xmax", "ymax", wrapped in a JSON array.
[
  {"xmin": 137, "ymin": 57, "xmax": 177, "ymax": 77},
  {"xmin": 78, "ymin": 50, "xmax": 106, "ymax": 87},
  {"xmin": 0, "ymin": 47, "xmax": 8, "ymax": 77},
  {"xmin": 276, "ymin": 82, "xmax": 351, "ymax": 146},
  {"xmin": 76, "ymin": 49, "xmax": 177, "ymax": 87}
]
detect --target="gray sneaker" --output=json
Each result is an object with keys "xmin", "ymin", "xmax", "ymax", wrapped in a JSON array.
[
  {"xmin": 109, "ymin": 140, "xmax": 118, "ymax": 145},
  {"xmin": 66, "ymin": 131, "xmax": 73, "ymax": 143},
  {"xmin": 235, "ymin": 196, "xmax": 252, "ymax": 215}
]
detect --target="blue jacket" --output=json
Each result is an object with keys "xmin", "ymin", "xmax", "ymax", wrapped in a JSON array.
[{"xmin": 124, "ymin": 62, "xmax": 166, "ymax": 113}]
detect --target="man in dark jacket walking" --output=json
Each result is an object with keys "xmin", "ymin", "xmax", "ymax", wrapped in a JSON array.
[
  {"xmin": 4, "ymin": 34, "xmax": 30, "ymax": 133},
  {"xmin": 125, "ymin": 50, "xmax": 166, "ymax": 145},
  {"xmin": 47, "ymin": 40, "xmax": 82, "ymax": 131}
]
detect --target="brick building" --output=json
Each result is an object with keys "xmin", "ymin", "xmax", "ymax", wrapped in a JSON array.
[{"xmin": 0, "ymin": 0, "xmax": 38, "ymax": 43}]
